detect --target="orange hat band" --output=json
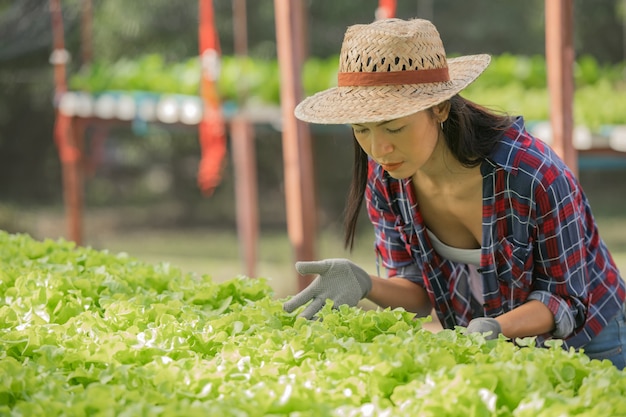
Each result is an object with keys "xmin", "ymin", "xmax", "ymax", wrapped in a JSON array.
[{"xmin": 337, "ymin": 67, "xmax": 450, "ymax": 87}]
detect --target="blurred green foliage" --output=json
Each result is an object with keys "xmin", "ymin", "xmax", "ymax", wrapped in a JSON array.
[
  {"xmin": 67, "ymin": 53, "xmax": 626, "ymax": 129},
  {"xmin": 1, "ymin": 0, "xmax": 625, "ymax": 209}
]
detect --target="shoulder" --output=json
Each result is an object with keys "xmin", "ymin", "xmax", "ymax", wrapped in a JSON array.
[{"xmin": 487, "ymin": 117, "xmax": 573, "ymax": 189}]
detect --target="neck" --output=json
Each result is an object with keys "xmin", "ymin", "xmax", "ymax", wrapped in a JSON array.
[{"xmin": 415, "ymin": 132, "xmax": 472, "ymax": 187}]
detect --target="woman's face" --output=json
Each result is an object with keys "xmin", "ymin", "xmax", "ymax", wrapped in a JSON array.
[{"xmin": 351, "ymin": 110, "xmax": 441, "ymax": 179}]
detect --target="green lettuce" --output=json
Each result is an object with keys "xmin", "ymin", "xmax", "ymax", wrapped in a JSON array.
[{"xmin": 1, "ymin": 230, "xmax": 625, "ymax": 416}]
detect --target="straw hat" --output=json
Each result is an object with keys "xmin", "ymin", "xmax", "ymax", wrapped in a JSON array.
[{"xmin": 294, "ymin": 18, "xmax": 491, "ymax": 125}]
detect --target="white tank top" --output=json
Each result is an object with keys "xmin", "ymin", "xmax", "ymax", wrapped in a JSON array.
[{"xmin": 426, "ymin": 229, "xmax": 484, "ymax": 304}]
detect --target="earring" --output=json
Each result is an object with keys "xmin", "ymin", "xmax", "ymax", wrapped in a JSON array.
[{"xmin": 440, "ymin": 121, "xmax": 444, "ymax": 131}]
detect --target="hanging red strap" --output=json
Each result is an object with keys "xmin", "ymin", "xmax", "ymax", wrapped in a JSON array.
[
  {"xmin": 197, "ymin": 0, "xmax": 227, "ymax": 196},
  {"xmin": 376, "ymin": 0, "xmax": 396, "ymax": 19}
]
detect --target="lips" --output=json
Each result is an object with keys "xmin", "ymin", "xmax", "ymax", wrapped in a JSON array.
[{"xmin": 381, "ymin": 162, "xmax": 403, "ymax": 171}]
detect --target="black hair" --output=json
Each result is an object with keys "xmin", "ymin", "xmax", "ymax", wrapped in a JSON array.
[{"xmin": 343, "ymin": 94, "xmax": 513, "ymax": 251}]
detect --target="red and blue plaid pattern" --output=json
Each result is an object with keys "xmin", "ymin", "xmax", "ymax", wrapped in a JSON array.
[{"xmin": 366, "ymin": 117, "xmax": 625, "ymax": 348}]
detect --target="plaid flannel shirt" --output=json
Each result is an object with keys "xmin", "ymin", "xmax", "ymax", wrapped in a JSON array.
[{"xmin": 366, "ymin": 116, "xmax": 625, "ymax": 348}]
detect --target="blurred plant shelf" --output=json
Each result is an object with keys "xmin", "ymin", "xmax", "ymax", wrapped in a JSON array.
[
  {"xmin": 56, "ymin": 90, "xmax": 281, "ymax": 126},
  {"xmin": 63, "ymin": 53, "xmax": 626, "ymax": 151}
]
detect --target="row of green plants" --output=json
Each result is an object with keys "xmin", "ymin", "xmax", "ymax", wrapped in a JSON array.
[
  {"xmin": 68, "ymin": 53, "xmax": 626, "ymax": 129},
  {"xmin": 1, "ymin": 230, "xmax": 625, "ymax": 415}
]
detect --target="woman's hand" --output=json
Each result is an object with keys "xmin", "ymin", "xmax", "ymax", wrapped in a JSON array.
[
  {"xmin": 466, "ymin": 317, "xmax": 502, "ymax": 340},
  {"xmin": 466, "ymin": 300, "xmax": 556, "ymax": 340},
  {"xmin": 283, "ymin": 259, "xmax": 372, "ymax": 319}
]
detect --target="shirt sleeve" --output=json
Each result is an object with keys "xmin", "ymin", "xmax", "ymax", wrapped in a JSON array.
[
  {"xmin": 365, "ymin": 160, "xmax": 424, "ymax": 285},
  {"xmin": 530, "ymin": 167, "xmax": 588, "ymax": 339}
]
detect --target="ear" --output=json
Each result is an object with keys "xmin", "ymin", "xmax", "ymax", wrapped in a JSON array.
[{"xmin": 431, "ymin": 100, "xmax": 451, "ymax": 122}]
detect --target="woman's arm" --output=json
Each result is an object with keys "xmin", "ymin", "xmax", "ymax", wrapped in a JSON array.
[
  {"xmin": 496, "ymin": 300, "xmax": 555, "ymax": 339},
  {"xmin": 367, "ymin": 276, "xmax": 433, "ymax": 317}
]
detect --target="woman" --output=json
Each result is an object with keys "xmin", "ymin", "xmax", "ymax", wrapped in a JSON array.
[{"xmin": 283, "ymin": 18, "xmax": 626, "ymax": 369}]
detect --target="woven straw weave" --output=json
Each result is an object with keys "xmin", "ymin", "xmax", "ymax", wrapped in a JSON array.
[{"xmin": 295, "ymin": 18, "xmax": 490, "ymax": 125}]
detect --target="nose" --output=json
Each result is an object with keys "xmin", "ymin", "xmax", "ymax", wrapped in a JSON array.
[{"xmin": 370, "ymin": 133, "xmax": 394, "ymax": 159}]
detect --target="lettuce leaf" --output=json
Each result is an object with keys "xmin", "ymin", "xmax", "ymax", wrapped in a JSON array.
[{"xmin": 1, "ymin": 230, "xmax": 625, "ymax": 416}]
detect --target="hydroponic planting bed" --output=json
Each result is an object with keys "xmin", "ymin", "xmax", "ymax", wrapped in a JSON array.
[
  {"xmin": 1, "ymin": 231, "xmax": 625, "ymax": 416},
  {"xmin": 64, "ymin": 54, "xmax": 626, "ymax": 131}
]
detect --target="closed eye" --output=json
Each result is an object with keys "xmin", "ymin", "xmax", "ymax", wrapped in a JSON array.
[
  {"xmin": 386, "ymin": 126, "xmax": 405, "ymax": 134},
  {"xmin": 353, "ymin": 127, "xmax": 369, "ymax": 135}
]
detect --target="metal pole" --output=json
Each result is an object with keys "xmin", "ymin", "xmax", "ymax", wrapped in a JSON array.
[
  {"xmin": 545, "ymin": 0, "xmax": 577, "ymax": 174},
  {"xmin": 274, "ymin": 0, "xmax": 317, "ymax": 290}
]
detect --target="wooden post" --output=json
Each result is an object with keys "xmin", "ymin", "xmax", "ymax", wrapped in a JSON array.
[
  {"xmin": 274, "ymin": 0, "xmax": 317, "ymax": 290},
  {"xmin": 545, "ymin": 0, "xmax": 577, "ymax": 174}
]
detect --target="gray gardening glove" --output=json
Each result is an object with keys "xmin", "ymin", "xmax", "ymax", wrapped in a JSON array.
[
  {"xmin": 466, "ymin": 317, "xmax": 502, "ymax": 340},
  {"xmin": 283, "ymin": 258, "xmax": 372, "ymax": 320}
]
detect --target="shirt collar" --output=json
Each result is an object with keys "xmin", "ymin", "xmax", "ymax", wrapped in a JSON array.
[{"xmin": 482, "ymin": 116, "xmax": 527, "ymax": 175}]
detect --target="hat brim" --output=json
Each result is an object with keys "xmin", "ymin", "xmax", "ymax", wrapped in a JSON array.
[{"xmin": 294, "ymin": 54, "xmax": 491, "ymax": 125}]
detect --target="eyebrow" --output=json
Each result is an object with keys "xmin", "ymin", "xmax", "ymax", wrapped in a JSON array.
[{"xmin": 352, "ymin": 119, "xmax": 397, "ymax": 128}]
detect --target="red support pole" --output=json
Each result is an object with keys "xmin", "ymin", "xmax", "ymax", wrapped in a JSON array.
[
  {"xmin": 231, "ymin": 117, "xmax": 258, "ymax": 278},
  {"xmin": 49, "ymin": 0, "xmax": 67, "ymax": 98},
  {"xmin": 62, "ymin": 119, "xmax": 85, "ymax": 245},
  {"xmin": 545, "ymin": 0, "xmax": 577, "ymax": 175},
  {"xmin": 274, "ymin": 0, "xmax": 317, "ymax": 290},
  {"xmin": 232, "ymin": 0, "xmax": 248, "ymax": 56},
  {"xmin": 80, "ymin": 0, "xmax": 93, "ymax": 66},
  {"xmin": 50, "ymin": 0, "xmax": 84, "ymax": 245},
  {"xmin": 231, "ymin": 0, "xmax": 259, "ymax": 278}
]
